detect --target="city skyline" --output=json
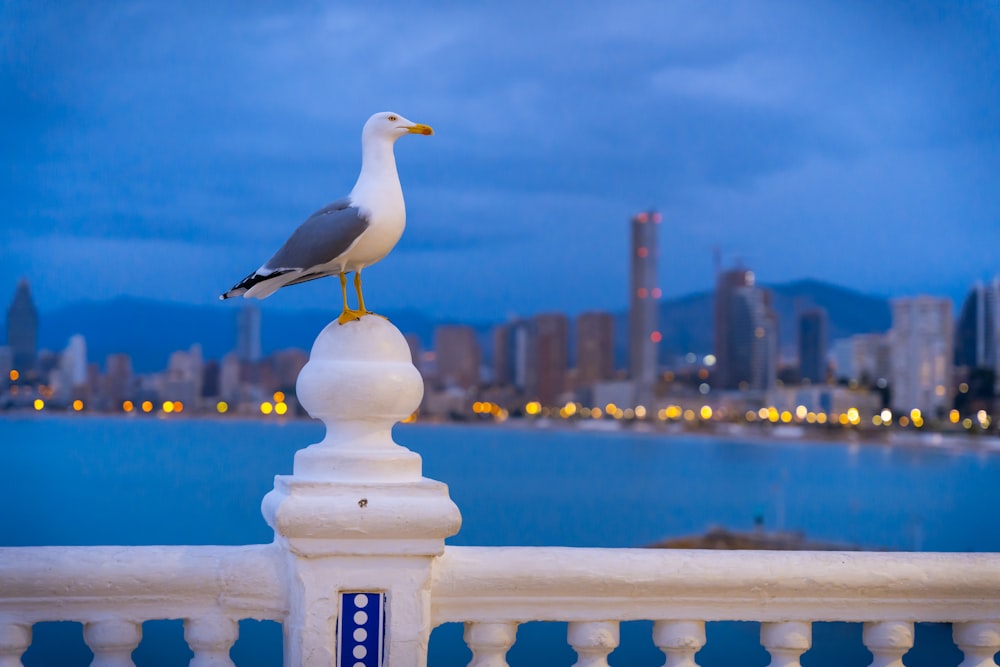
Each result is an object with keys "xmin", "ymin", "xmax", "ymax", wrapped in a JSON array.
[{"xmin": 2, "ymin": 2, "xmax": 998, "ymax": 321}]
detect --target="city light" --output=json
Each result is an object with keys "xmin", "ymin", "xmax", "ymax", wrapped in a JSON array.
[
  {"xmin": 525, "ymin": 401, "xmax": 541, "ymax": 416},
  {"xmin": 590, "ymin": 407, "xmax": 603, "ymax": 419},
  {"xmin": 173, "ymin": 401, "xmax": 184, "ymax": 414},
  {"xmin": 275, "ymin": 402, "xmax": 288, "ymax": 415},
  {"xmin": 273, "ymin": 391, "xmax": 286, "ymax": 403},
  {"xmin": 72, "ymin": 399, "xmax": 84, "ymax": 412},
  {"xmin": 880, "ymin": 409, "xmax": 892, "ymax": 425},
  {"xmin": 8, "ymin": 370, "xmax": 18, "ymax": 381},
  {"xmin": 795, "ymin": 405, "xmax": 807, "ymax": 420},
  {"xmin": 703, "ymin": 354, "xmax": 716, "ymax": 366},
  {"xmin": 260, "ymin": 402, "xmax": 273, "ymax": 415},
  {"xmin": 216, "ymin": 401, "xmax": 228, "ymax": 414},
  {"xmin": 123, "ymin": 400, "xmax": 134, "ymax": 413},
  {"xmin": 33, "ymin": 399, "xmax": 44, "ymax": 411},
  {"xmin": 141, "ymin": 401, "xmax": 153, "ymax": 413},
  {"xmin": 950, "ymin": 409, "xmax": 961, "ymax": 424},
  {"xmin": 162, "ymin": 401, "xmax": 174, "ymax": 414},
  {"xmin": 700, "ymin": 405, "xmax": 713, "ymax": 420},
  {"xmin": 780, "ymin": 411, "xmax": 792, "ymax": 424}
]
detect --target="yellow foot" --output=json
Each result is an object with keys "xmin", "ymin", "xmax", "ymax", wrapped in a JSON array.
[{"xmin": 337, "ymin": 308, "xmax": 366, "ymax": 325}]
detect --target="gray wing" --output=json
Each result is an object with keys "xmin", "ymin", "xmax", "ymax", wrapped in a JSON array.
[{"xmin": 263, "ymin": 198, "xmax": 370, "ymax": 271}]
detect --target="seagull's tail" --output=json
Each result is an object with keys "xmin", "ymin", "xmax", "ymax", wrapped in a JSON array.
[{"xmin": 220, "ymin": 268, "xmax": 295, "ymax": 300}]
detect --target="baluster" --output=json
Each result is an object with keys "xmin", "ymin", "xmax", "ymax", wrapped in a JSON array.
[
  {"xmin": 0, "ymin": 622, "xmax": 31, "ymax": 667},
  {"xmin": 653, "ymin": 620, "xmax": 705, "ymax": 667},
  {"xmin": 954, "ymin": 622, "xmax": 1000, "ymax": 667},
  {"xmin": 184, "ymin": 616, "xmax": 238, "ymax": 667},
  {"xmin": 83, "ymin": 619, "xmax": 141, "ymax": 667},
  {"xmin": 863, "ymin": 621, "xmax": 914, "ymax": 667},
  {"xmin": 761, "ymin": 621, "xmax": 811, "ymax": 667},
  {"xmin": 567, "ymin": 621, "xmax": 619, "ymax": 667},
  {"xmin": 464, "ymin": 621, "xmax": 517, "ymax": 667}
]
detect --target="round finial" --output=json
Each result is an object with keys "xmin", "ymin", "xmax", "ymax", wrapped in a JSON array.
[{"xmin": 293, "ymin": 317, "xmax": 423, "ymax": 481}]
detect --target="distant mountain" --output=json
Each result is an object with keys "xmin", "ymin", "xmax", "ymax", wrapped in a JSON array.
[
  {"xmin": 622, "ymin": 278, "xmax": 891, "ymax": 364},
  {"xmin": 34, "ymin": 279, "xmax": 890, "ymax": 372}
]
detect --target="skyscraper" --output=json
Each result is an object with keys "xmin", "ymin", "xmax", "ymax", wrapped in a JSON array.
[
  {"xmin": 434, "ymin": 325, "xmax": 481, "ymax": 389},
  {"xmin": 534, "ymin": 313, "xmax": 569, "ymax": 406},
  {"xmin": 576, "ymin": 311, "xmax": 615, "ymax": 389},
  {"xmin": 798, "ymin": 309, "xmax": 828, "ymax": 383},
  {"xmin": 955, "ymin": 278, "xmax": 999, "ymax": 371},
  {"xmin": 714, "ymin": 268, "xmax": 753, "ymax": 389},
  {"xmin": 6, "ymin": 279, "xmax": 38, "ymax": 374},
  {"xmin": 890, "ymin": 296, "xmax": 953, "ymax": 416},
  {"xmin": 729, "ymin": 285, "xmax": 778, "ymax": 391},
  {"xmin": 236, "ymin": 304, "xmax": 262, "ymax": 362},
  {"xmin": 629, "ymin": 210, "xmax": 661, "ymax": 405}
]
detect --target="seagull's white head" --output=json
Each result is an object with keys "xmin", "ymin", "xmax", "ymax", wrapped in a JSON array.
[{"xmin": 362, "ymin": 111, "xmax": 434, "ymax": 144}]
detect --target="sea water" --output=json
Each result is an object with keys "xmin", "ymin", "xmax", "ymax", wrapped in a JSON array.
[{"xmin": 2, "ymin": 416, "xmax": 998, "ymax": 665}]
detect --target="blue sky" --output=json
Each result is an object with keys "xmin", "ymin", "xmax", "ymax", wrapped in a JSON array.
[{"xmin": 2, "ymin": 1, "xmax": 998, "ymax": 320}]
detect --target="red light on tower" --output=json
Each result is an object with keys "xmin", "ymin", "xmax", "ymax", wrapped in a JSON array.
[
  {"xmin": 652, "ymin": 287, "xmax": 662, "ymax": 298},
  {"xmin": 635, "ymin": 212, "xmax": 649, "ymax": 223},
  {"xmin": 637, "ymin": 288, "xmax": 648, "ymax": 298},
  {"xmin": 650, "ymin": 331, "xmax": 663, "ymax": 343},
  {"xmin": 637, "ymin": 247, "xmax": 648, "ymax": 258},
  {"xmin": 652, "ymin": 212, "xmax": 662, "ymax": 223}
]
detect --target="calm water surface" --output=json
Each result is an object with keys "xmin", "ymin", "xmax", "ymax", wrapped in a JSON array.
[{"xmin": 2, "ymin": 416, "xmax": 998, "ymax": 666}]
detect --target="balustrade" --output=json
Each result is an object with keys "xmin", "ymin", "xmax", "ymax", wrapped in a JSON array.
[{"xmin": 1, "ymin": 317, "xmax": 999, "ymax": 666}]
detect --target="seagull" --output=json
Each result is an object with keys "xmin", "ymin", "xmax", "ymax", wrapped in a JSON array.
[{"xmin": 220, "ymin": 111, "xmax": 434, "ymax": 324}]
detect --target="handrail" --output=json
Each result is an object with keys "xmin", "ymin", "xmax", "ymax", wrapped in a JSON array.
[
  {"xmin": 0, "ymin": 544, "xmax": 286, "ymax": 623},
  {"xmin": 431, "ymin": 546, "xmax": 1000, "ymax": 625}
]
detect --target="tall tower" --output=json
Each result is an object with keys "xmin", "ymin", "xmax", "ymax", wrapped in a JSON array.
[
  {"xmin": 890, "ymin": 296, "xmax": 953, "ymax": 416},
  {"xmin": 434, "ymin": 325, "xmax": 481, "ymax": 390},
  {"xmin": 730, "ymin": 285, "xmax": 778, "ymax": 391},
  {"xmin": 576, "ymin": 311, "xmax": 615, "ymax": 389},
  {"xmin": 798, "ymin": 308, "xmax": 828, "ymax": 383},
  {"xmin": 629, "ymin": 210, "xmax": 661, "ymax": 406},
  {"xmin": 6, "ymin": 279, "xmax": 39, "ymax": 374},
  {"xmin": 534, "ymin": 312, "xmax": 569, "ymax": 406},
  {"xmin": 714, "ymin": 268, "xmax": 752, "ymax": 389},
  {"xmin": 955, "ymin": 279, "xmax": 999, "ymax": 371},
  {"xmin": 236, "ymin": 303, "xmax": 262, "ymax": 362}
]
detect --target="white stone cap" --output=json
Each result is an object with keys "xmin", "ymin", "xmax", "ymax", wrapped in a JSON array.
[
  {"xmin": 294, "ymin": 316, "xmax": 425, "ymax": 483},
  {"xmin": 263, "ymin": 316, "xmax": 461, "ymax": 556}
]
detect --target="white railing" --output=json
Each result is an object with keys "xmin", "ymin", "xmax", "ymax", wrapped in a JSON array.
[
  {"xmin": 432, "ymin": 547, "xmax": 1000, "ymax": 665},
  {"xmin": 2, "ymin": 317, "xmax": 1000, "ymax": 666},
  {"xmin": 0, "ymin": 545, "xmax": 285, "ymax": 665}
]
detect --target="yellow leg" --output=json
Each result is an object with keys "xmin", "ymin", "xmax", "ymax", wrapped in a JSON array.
[
  {"xmin": 337, "ymin": 272, "xmax": 364, "ymax": 325},
  {"xmin": 352, "ymin": 271, "xmax": 388, "ymax": 321}
]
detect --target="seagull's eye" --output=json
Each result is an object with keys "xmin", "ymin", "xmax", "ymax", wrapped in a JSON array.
[{"xmin": 387, "ymin": 115, "xmax": 398, "ymax": 122}]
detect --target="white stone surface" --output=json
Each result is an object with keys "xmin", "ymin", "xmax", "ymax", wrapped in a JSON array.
[{"xmin": 263, "ymin": 316, "xmax": 461, "ymax": 667}]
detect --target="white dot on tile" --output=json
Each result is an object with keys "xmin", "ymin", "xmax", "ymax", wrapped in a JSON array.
[
  {"xmin": 353, "ymin": 644, "xmax": 367, "ymax": 659},
  {"xmin": 354, "ymin": 610, "xmax": 368, "ymax": 625},
  {"xmin": 354, "ymin": 628, "xmax": 368, "ymax": 642},
  {"xmin": 354, "ymin": 593, "xmax": 369, "ymax": 608}
]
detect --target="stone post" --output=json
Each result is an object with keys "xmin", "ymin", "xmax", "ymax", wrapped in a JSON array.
[{"xmin": 262, "ymin": 317, "xmax": 462, "ymax": 667}]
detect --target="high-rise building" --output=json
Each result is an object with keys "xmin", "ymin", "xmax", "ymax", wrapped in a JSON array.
[
  {"xmin": 576, "ymin": 311, "xmax": 615, "ymax": 389},
  {"xmin": 714, "ymin": 268, "xmax": 753, "ymax": 389},
  {"xmin": 493, "ymin": 319, "xmax": 534, "ymax": 393},
  {"xmin": 103, "ymin": 353, "xmax": 135, "ymax": 408},
  {"xmin": 955, "ymin": 278, "xmax": 999, "ymax": 371},
  {"xmin": 832, "ymin": 333, "xmax": 891, "ymax": 386},
  {"xmin": 629, "ymin": 210, "xmax": 661, "ymax": 405},
  {"xmin": 729, "ymin": 286, "xmax": 778, "ymax": 391},
  {"xmin": 890, "ymin": 296, "xmax": 953, "ymax": 416},
  {"xmin": 534, "ymin": 313, "xmax": 569, "ymax": 406},
  {"xmin": 6, "ymin": 279, "xmax": 38, "ymax": 374},
  {"xmin": 434, "ymin": 325, "xmax": 481, "ymax": 390},
  {"xmin": 237, "ymin": 304, "xmax": 262, "ymax": 362},
  {"xmin": 798, "ymin": 309, "xmax": 828, "ymax": 383}
]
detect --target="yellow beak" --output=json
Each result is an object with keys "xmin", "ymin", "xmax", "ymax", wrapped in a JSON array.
[{"xmin": 407, "ymin": 123, "xmax": 434, "ymax": 136}]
